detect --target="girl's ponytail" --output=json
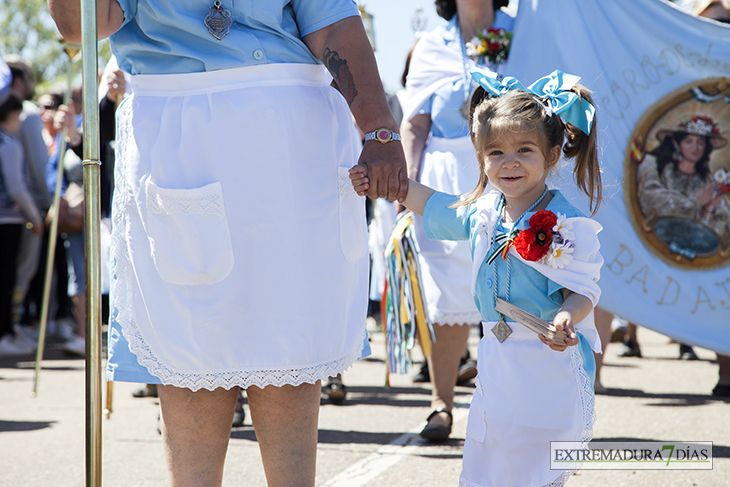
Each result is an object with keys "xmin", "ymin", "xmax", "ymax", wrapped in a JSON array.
[{"xmin": 563, "ymin": 85, "xmax": 602, "ymax": 214}]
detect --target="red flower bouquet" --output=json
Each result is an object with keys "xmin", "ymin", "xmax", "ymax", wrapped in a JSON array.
[{"xmin": 514, "ymin": 210, "xmax": 557, "ymax": 262}]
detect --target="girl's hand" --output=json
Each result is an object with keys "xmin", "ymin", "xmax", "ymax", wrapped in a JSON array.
[
  {"xmin": 539, "ymin": 310, "xmax": 579, "ymax": 352},
  {"xmin": 349, "ymin": 164, "xmax": 369, "ymax": 196}
]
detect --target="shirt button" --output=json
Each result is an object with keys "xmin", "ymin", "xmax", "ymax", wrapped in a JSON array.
[
  {"xmin": 485, "ymin": 278, "xmax": 493, "ymax": 288},
  {"xmin": 253, "ymin": 49, "xmax": 264, "ymax": 60}
]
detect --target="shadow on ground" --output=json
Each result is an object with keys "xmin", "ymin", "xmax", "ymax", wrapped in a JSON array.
[{"xmin": 0, "ymin": 419, "xmax": 55, "ymax": 433}]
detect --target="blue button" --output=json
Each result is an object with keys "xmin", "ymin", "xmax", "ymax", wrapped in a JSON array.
[
  {"xmin": 485, "ymin": 278, "xmax": 493, "ymax": 288},
  {"xmin": 253, "ymin": 49, "xmax": 264, "ymax": 60}
]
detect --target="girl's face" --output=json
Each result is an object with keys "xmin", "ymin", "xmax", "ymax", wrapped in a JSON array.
[
  {"xmin": 481, "ymin": 131, "xmax": 560, "ymax": 206},
  {"xmin": 679, "ymin": 134, "xmax": 707, "ymax": 165}
]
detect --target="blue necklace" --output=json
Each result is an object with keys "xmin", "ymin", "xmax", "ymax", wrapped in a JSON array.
[{"xmin": 490, "ymin": 186, "xmax": 549, "ymax": 343}]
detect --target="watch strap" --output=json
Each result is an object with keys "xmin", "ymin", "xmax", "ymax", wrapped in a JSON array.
[{"xmin": 364, "ymin": 128, "xmax": 401, "ymax": 144}]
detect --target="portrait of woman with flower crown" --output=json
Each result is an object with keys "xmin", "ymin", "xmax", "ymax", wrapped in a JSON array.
[{"xmin": 638, "ymin": 114, "xmax": 730, "ymax": 248}]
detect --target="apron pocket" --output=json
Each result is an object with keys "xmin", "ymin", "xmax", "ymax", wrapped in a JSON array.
[
  {"xmin": 146, "ymin": 180, "xmax": 234, "ymax": 285},
  {"xmin": 337, "ymin": 166, "xmax": 367, "ymax": 262},
  {"xmin": 465, "ymin": 381, "xmax": 487, "ymax": 443}
]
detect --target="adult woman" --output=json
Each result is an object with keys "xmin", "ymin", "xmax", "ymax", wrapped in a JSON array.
[
  {"xmin": 0, "ymin": 86, "xmax": 44, "ymax": 357},
  {"xmin": 638, "ymin": 116, "xmax": 730, "ymax": 245},
  {"xmin": 401, "ymin": 0, "xmax": 513, "ymax": 441},
  {"xmin": 48, "ymin": 1, "xmax": 407, "ymax": 485}
]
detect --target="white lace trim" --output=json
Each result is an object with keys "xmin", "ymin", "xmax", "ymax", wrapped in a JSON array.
[
  {"xmin": 110, "ymin": 108, "xmax": 366, "ymax": 392},
  {"xmin": 430, "ymin": 311, "xmax": 482, "ymax": 326},
  {"xmin": 147, "ymin": 187, "xmax": 226, "ymax": 218},
  {"xmin": 533, "ymin": 345, "xmax": 596, "ymax": 487},
  {"xmin": 339, "ymin": 170, "xmax": 356, "ymax": 197}
]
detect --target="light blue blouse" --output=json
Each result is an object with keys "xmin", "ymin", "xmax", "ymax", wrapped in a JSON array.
[
  {"xmin": 110, "ymin": 0, "xmax": 360, "ymax": 74},
  {"xmin": 417, "ymin": 11, "xmax": 514, "ymax": 139},
  {"xmin": 422, "ymin": 190, "xmax": 586, "ymax": 323}
]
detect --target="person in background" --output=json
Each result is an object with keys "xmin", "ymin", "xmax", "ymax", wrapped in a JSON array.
[
  {"xmin": 692, "ymin": 0, "xmax": 730, "ymax": 21},
  {"xmin": 693, "ymin": 0, "xmax": 730, "ymax": 398},
  {"xmin": 400, "ymin": 0, "xmax": 514, "ymax": 441},
  {"xmin": 44, "ymin": 91, "xmax": 85, "ymax": 356},
  {"xmin": 4, "ymin": 57, "xmax": 51, "ymax": 339},
  {"xmin": 0, "ymin": 60, "xmax": 44, "ymax": 358}
]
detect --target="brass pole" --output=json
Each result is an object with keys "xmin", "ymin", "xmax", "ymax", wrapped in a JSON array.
[
  {"xmin": 32, "ymin": 43, "xmax": 78, "ymax": 397},
  {"xmin": 79, "ymin": 0, "xmax": 102, "ymax": 484}
]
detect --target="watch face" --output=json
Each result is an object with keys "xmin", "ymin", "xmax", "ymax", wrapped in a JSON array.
[{"xmin": 376, "ymin": 129, "xmax": 391, "ymax": 142}]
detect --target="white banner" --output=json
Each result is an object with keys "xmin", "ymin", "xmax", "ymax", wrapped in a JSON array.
[{"xmin": 504, "ymin": 0, "xmax": 730, "ymax": 353}]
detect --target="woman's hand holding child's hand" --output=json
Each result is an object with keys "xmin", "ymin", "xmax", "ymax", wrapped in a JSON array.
[{"xmin": 541, "ymin": 310, "xmax": 579, "ymax": 352}]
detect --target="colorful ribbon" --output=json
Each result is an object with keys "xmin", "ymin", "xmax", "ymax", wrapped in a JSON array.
[
  {"xmin": 469, "ymin": 67, "xmax": 595, "ymax": 135},
  {"xmin": 382, "ymin": 211, "xmax": 435, "ymax": 384},
  {"xmin": 486, "ymin": 229, "xmax": 519, "ymax": 264}
]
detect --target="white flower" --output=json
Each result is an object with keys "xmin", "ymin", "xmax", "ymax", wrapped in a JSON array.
[
  {"xmin": 545, "ymin": 242, "xmax": 574, "ymax": 269},
  {"xmin": 715, "ymin": 169, "xmax": 730, "ymax": 184},
  {"xmin": 465, "ymin": 37, "xmax": 485, "ymax": 58},
  {"xmin": 552, "ymin": 212, "xmax": 575, "ymax": 242}
]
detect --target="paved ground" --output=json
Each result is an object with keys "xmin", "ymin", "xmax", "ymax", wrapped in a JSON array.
[{"xmin": 1, "ymin": 324, "xmax": 728, "ymax": 486}]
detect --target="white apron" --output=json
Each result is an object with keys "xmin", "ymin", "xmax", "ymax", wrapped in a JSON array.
[
  {"xmin": 109, "ymin": 64, "xmax": 369, "ymax": 391},
  {"xmin": 460, "ymin": 325, "xmax": 595, "ymax": 487},
  {"xmin": 413, "ymin": 135, "xmax": 482, "ymax": 326}
]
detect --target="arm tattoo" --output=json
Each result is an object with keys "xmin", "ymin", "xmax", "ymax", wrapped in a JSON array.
[{"xmin": 323, "ymin": 47, "xmax": 358, "ymax": 106}]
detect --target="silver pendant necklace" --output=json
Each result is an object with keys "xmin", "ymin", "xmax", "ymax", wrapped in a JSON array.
[
  {"xmin": 205, "ymin": 0, "xmax": 232, "ymax": 41},
  {"xmin": 491, "ymin": 187, "xmax": 549, "ymax": 343}
]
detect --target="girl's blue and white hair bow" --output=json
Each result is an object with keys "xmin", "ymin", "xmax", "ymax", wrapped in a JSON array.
[{"xmin": 469, "ymin": 66, "xmax": 595, "ymax": 135}]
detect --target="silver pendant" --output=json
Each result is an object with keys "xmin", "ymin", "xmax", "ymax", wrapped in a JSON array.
[
  {"xmin": 491, "ymin": 318, "xmax": 512, "ymax": 343},
  {"xmin": 204, "ymin": 0, "xmax": 232, "ymax": 41}
]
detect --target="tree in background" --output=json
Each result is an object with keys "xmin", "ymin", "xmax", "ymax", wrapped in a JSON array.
[{"xmin": 0, "ymin": 0, "xmax": 111, "ymax": 93}]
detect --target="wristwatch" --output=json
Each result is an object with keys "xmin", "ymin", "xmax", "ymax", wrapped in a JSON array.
[{"xmin": 364, "ymin": 128, "xmax": 401, "ymax": 144}]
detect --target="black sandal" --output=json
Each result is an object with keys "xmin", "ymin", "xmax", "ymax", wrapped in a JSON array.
[
  {"xmin": 323, "ymin": 380, "xmax": 347, "ymax": 404},
  {"xmin": 420, "ymin": 408, "xmax": 452, "ymax": 442}
]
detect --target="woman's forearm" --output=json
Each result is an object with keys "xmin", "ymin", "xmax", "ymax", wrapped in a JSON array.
[
  {"xmin": 303, "ymin": 16, "xmax": 408, "ymax": 202},
  {"xmin": 304, "ymin": 16, "xmax": 396, "ymax": 133},
  {"xmin": 400, "ymin": 114, "xmax": 431, "ymax": 180}
]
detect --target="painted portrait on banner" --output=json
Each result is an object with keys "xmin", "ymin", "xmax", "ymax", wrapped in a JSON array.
[{"xmin": 626, "ymin": 78, "xmax": 730, "ymax": 269}]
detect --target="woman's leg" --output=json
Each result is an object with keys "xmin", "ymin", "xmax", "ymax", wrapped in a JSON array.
[
  {"xmin": 246, "ymin": 382, "xmax": 321, "ymax": 487},
  {"xmin": 593, "ymin": 307, "xmax": 612, "ymax": 394},
  {"xmin": 158, "ymin": 385, "xmax": 239, "ymax": 487},
  {"xmin": 426, "ymin": 323, "xmax": 471, "ymax": 428}
]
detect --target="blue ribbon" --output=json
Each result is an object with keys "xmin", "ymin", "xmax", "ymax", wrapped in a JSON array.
[
  {"xmin": 469, "ymin": 67, "xmax": 595, "ymax": 135},
  {"xmin": 668, "ymin": 241, "xmax": 696, "ymax": 261}
]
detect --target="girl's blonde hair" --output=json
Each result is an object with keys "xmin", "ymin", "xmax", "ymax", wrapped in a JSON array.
[{"xmin": 458, "ymin": 84, "xmax": 602, "ymax": 214}]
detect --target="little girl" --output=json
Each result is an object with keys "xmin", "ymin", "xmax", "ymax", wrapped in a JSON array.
[{"xmin": 351, "ymin": 68, "xmax": 603, "ymax": 487}]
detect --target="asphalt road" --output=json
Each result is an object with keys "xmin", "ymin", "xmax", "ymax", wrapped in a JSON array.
[{"xmin": 1, "ymin": 324, "xmax": 728, "ymax": 486}]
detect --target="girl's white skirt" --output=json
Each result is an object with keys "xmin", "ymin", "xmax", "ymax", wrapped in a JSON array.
[
  {"xmin": 413, "ymin": 135, "xmax": 482, "ymax": 326},
  {"xmin": 107, "ymin": 64, "xmax": 369, "ymax": 391},
  {"xmin": 460, "ymin": 324, "xmax": 596, "ymax": 487}
]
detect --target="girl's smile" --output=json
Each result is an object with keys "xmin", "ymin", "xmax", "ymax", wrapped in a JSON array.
[{"xmin": 481, "ymin": 131, "xmax": 560, "ymax": 215}]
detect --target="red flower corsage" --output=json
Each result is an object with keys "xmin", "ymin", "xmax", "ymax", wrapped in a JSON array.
[{"xmin": 514, "ymin": 210, "xmax": 557, "ymax": 262}]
